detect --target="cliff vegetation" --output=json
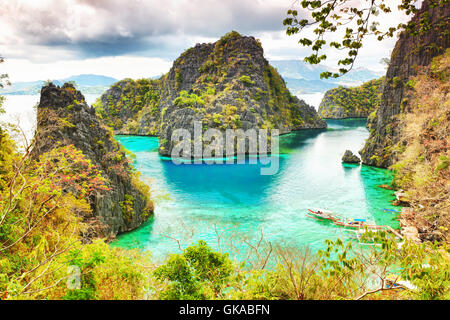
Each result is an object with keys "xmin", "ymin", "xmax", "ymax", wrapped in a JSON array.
[
  {"xmin": 360, "ymin": 1, "xmax": 450, "ymax": 167},
  {"xmin": 33, "ymin": 83, "xmax": 153, "ymax": 238},
  {"xmin": 391, "ymin": 51, "xmax": 449, "ymax": 242},
  {"xmin": 94, "ymin": 31, "xmax": 326, "ymax": 157},
  {"xmin": 318, "ymin": 78, "xmax": 384, "ymax": 119}
]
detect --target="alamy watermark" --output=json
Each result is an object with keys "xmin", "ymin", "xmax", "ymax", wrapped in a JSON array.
[
  {"xmin": 67, "ymin": 265, "xmax": 81, "ymax": 290},
  {"xmin": 170, "ymin": 121, "xmax": 279, "ymax": 175}
]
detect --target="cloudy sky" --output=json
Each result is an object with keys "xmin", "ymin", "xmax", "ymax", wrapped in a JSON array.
[{"xmin": 0, "ymin": 0, "xmax": 413, "ymax": 82}]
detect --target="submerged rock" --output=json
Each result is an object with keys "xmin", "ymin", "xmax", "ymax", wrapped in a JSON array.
[
  {"xmin": 342, "ymin": 150, "xmax": 361, "ymax": 164},
  {"xmin": 33, "ymin": 83, "xmax": 153, "ymax": 238}
]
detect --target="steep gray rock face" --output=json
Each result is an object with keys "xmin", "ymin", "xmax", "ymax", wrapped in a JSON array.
[
  {"xmin": 157, "ymin": 31, "xmax": 327, "ymax": 157},
  {"xmin": 342, "ymin": 150, "xmax": 361, "ymax": 164},
  {"xmin": 33, "ymin": 83, "xmax": 153, "ymax": 238},
  {"xmin": 360, "ymin": 1, "xmax": 450, "ymax": 167}
]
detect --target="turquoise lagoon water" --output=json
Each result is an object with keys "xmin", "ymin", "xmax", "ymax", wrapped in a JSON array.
[{"xmin": 112, "ymin": 119, "xmax": 400, "ymax": 261}]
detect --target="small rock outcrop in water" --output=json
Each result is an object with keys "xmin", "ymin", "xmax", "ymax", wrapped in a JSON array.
[
  {"xmin": 342, "ymin": 150, "xmax": 361, "ymax": 164},
  {"xmin": 33, "ymin": 83, "xmax": 153, "ymax": 238},
  {"xmin": 318, "ymin": 78, "xmax": 383, "ymax": 119},
  {"xmin": 94, "ymin": 31, "xmax": 327, "ymax": 157},
  {"xmin": 359, "ymin": 1, "xmax": 450, "ymax": 167}
]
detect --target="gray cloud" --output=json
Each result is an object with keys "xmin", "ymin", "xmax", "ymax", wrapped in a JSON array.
[{"xmin": 0, "ymin": 0, "xmax": 294, "ymax": 60}]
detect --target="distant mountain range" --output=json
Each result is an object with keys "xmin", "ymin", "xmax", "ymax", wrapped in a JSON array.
[
  {"xmin": 270, "ymin": 60, "xmax": 384, "ymax": 95},
  {"xmin": 0, "ymin": 74, "xmax": 119, "ymax": 95},
  {"xmin": 0, "ymin": 62, "xmax": 383, "ymax": 97}
]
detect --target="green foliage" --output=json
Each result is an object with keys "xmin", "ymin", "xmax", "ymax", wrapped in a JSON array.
[
  {"xmin": 173, "ymin": 90, "xmax": 205, "ymax": 108},
  {"xmin": 0, "ymin": 128, "xmax": 153, "ymax": 300},
  {"xmin": 319, "ymin": 78, "xmax": 384, "ymax": 118},
  {"xmin": 154, "ymin": 240, "xmax": 234, "ymax": 299},
  {"xmin": 0, "ymin": 56, "xmax": 10, "ymax": 90},
  {"xmin": 392, "ymin": 76, "xmax": 403, "ymax": 88},
  {"xmin": 435, "ymin": 156, "xmax": 449, "ymax": 171},
  {"xmin": 94, "ymin": 78, "xmax": 161, "ymax": 133},
  {"xmin": 262, "ymin": 65, "xmax": 307, "ymax": 128},
  {"xmin": 233, "ymin": 230, "xmax": 449, "ymax": 300},
  {"xmin": 63, "ymin": 247, "xmax": 106, "ymax": 300},
  {"xmin": 283, "ymin": 0, "xmax": 447, "ymax": 78},
  {"xmin": 119, "ymin": 194, "xmax": 135, "ymax": 224},
  {"xmin": 217, "ymin": 31, "xmax": 242, "ymax": 46},
  {"xmin": 239, "ymin": 75, "xmax": 255, "ymax": 86}
]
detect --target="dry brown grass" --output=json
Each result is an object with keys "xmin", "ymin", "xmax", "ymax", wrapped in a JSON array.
[{"xmin": 392, "ymin": 50, "xmax": 450, "ymax": 241}]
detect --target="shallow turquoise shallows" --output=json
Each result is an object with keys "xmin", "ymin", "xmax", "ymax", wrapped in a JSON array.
[{"xmin": 112, "ymin": 119, "xmax": 400, "ymax": 262}]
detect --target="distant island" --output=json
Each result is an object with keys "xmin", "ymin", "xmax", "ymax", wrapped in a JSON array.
[{"xmin": 318, "ymin": 78, "xmax": 384, "ymax": 119}]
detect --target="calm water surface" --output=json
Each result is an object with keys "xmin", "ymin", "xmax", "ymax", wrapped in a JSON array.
[{"xmin": 113, "ymin": 119, "xmax": 400, "ymax": 261}]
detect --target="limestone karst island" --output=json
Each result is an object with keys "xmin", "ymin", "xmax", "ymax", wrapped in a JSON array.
[{"xmin": 0, "ymin": 0, "xmax": 448, "ymax": 307}]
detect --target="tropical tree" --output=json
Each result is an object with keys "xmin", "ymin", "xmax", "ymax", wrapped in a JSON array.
[
  {"xmin": 0, "ymin": 55, "xmax": 9, "ymax": 113},
  {"xmin": 283, "ymin": 0, "xmax": 447, "ymax": 78}
]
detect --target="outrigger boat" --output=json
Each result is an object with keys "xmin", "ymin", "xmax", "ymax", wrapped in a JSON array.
[
  {"xmin": 308, "ymin": 208, "xmax": 384, "ymax": 230},
  {"xmin": 333, "ymin": 218, "xmax": 384, "ymax": 230},
  {"xmin": 306, "ymin": 208, "xmax": 339, "ymax": 221}
]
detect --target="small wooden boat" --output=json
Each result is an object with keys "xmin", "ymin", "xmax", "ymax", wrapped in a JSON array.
[
  {"xmin": 307, "ymin": 208, "xmax": 338, "ymax": 221},
  {"xmin": 333, "ymin": 218, "xmax": 383, "ymax": 230}
]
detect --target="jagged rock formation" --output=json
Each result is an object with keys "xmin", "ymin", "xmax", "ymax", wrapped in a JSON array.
[
  {"xmin": 157, "ymin": 31, "xmax": 326, "ymax": 156},
  {"xmin": 360, "ymin": 1, "xmax": 450, "ymax": 167},
  {"xmin": 33, "ymin": 83, "xmax": 153, "ymax": 238},
  {"xmin": 342, "ymin": 150, "xmax": 361, "ymax": 164},
  {"xmin": 318, "ymin": 78, "xmax": 383, "ymax": 119},
  {"xmin": 94, "ymin": 31, "xmax": 326, "ymax": 157},
  {"xmin": 94, "ymin": 78, "xmax": 161, "ymax": 136}
]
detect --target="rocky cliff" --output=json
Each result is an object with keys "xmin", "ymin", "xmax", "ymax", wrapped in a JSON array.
[
  {"xmin": 318, "ymin": 78, "xmax": 383, "ymax": 119},
  {"xmin": 392, "ymin": 51, "xmax": 449, "ymax": 242},
  {"xmin": 158, "ymin": 31, "xmax": 326, "ymax": 156},
  {"xmin": 33, "ymin": 83, "xmax": 153, "ymax": 238},
  {"xmin": 94, "ymin": 32, "xmax": 326, "ymax": 157},
  {"xmin": 360, "ymin": 1, "xmax": 450, "ymax": 167},
  {"xmin": 94, "ymin": 78, "xmax": 161, "ymax": 136}
]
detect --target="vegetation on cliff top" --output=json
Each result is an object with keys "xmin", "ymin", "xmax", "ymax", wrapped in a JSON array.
[
  {"xmin": 172, "ymin": 31, "xmax": 322, "ymax": 131},
  {"xmin": 318, "ymin": 77, "xmax": 384, "ymax": 119},
  {"xmin": 95, "ymin": 31, "xmax": 325, "ymax": 156},
  {"xmin": 93, "ymin": 78, "xmax": 161, "ymax": 135}
]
